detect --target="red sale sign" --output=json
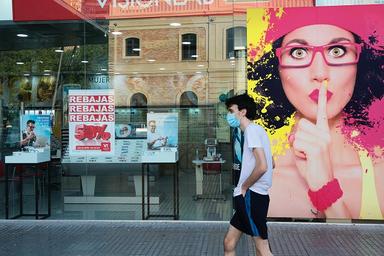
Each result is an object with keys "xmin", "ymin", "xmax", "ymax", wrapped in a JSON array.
[{"xmin": 68, "ymin": 89, "xmax": 115, "ymax": 156}]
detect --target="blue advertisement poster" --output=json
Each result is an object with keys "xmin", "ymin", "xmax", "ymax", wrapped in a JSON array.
[
  {"xmin": 20, "ymin": 114, "xmax": 51, "ymax": 150},
  {"xmin": 147, "ymin": 113, "xmax": 178, "ymax": 151}
]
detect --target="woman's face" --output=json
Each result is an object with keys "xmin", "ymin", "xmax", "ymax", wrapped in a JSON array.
[{"xmin": 278, "ymin": 24, "xmax": 358, "ymax": 122}]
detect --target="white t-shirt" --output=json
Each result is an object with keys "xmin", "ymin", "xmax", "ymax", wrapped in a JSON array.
[
  {"xmin": 233, "ymin": 123, "xmax": 273, "ymax": 196},
  {"xmin": 147, "ymin": 131, "xmax": 164, "ymax": 149}
]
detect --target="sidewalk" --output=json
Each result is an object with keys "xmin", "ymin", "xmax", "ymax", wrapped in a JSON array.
[{"xmin": 0, "ymin": 220, "xmax": 383, "ymax": 255}]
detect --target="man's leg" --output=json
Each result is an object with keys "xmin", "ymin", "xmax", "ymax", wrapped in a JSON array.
[
  {"xmin": 253, "ymin": 236, "xmax": 273, "ymax": 256},
  {"xmin": 223, "ymin": 225, "xmax": 243, "ymax": 256}
]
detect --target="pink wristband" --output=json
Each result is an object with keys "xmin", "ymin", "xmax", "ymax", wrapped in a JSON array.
[{"xmin": 307, "ymin": 179, "xmax": 343, "ymax": 212}]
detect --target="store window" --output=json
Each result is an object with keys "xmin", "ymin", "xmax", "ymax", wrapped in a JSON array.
[
  {"xmin": 181, "ymin": 33, "xmax": 197, "ymax": 60},
  {"xmin": 125, "ymin": 37, "xmax": 140, "ymax": 57},
  {"xmin": 226, "ymin": 26, "xmax": 246, "ymax": 59},
  {"xmin": 180, "ymin": 91, "xmax": 198, "ymax": 107}
]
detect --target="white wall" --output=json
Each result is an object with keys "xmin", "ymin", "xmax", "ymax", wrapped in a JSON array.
[{"xmin": 0, "ymin": 0, "xmax": 13, "ymax": 21}]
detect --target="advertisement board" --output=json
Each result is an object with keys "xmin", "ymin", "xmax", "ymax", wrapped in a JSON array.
[
  {"xmin": 68, "ymin": 89, "xmax": 115, "ymax": 156},
  {"xmin": 247, "ymin": 5, "xmax": 384, "ymax": 219},
  {"xmin": 146, "ymin": 112, "xmax": 178, "ymax": 151},
  {"xmin": 142, "ymin": 112, "xmax": 178, "ymax": 163},
  {"xmin": 20, "ymin": 114, "xmax": 51, "ymax": 151}
]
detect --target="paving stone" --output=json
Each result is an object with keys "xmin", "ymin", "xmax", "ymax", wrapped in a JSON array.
[{"xmin": 0, "ymin": 221, "xmax": 383, "ymax": 256}]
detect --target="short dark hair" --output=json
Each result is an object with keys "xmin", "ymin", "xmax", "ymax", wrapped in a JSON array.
[
  {"xmin": 225, "ymin": 93, "xmax": 257, "ymax": 120},
  {"xmin": 27, "ymin": 120, "xmax": 35, "ymax": 125}
]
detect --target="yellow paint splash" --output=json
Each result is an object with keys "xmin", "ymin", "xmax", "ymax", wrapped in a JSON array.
[{"xmin": 247, "ymin": 8, "xmax": 296, "ymax": 157}]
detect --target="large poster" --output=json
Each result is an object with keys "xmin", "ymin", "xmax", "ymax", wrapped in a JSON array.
[
  {"xmin": 68, "ymin": 89, "xmax": 115, "ymax": 156},
  {"xmin": 247, "ymin": 5, "xmax": 384, "ymax": 219}
]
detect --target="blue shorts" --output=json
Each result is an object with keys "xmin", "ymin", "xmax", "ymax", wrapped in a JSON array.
[{"xmin": 230, "ymin": 190, "xmax": 270, "ymax": 239}]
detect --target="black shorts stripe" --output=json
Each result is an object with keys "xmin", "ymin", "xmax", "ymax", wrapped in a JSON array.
[{"xmin": 230, "ymin": 190, "xmax": 270, "ymax": 239}]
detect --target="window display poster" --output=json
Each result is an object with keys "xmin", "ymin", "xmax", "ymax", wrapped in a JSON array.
[
  {"xmin": 247, "ymin": 6, "xmax": 384, "ymax": 220},
  {"xmin": 147, "ymin": 113, "xmax": 178, "ymax": 151},
  {"xmin": 68, "ymin": 89, "xmax": 115, "ymax": 156},
  {"xmin": 20, "ymin": 114, "xmax": 51, "ymax": 150}
]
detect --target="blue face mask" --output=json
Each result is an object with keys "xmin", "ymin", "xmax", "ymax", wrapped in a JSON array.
[{"xmin": 226, "ymin": 113, "xmax": 240, "ymax": 128}]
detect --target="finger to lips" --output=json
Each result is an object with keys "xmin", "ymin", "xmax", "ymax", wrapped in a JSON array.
[{"xmin": 316, "ymin": 80, "xmax": 329, "ymax": 131}]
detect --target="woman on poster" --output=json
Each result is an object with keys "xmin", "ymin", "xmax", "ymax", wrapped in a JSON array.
[{"xmin": 247, "ymin": 6, "xmax": 384, "ymax": 219}]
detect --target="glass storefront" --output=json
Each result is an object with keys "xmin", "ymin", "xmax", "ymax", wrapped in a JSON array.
[{"xmin": 1, "ymin": 0, "xmax": 320, "ymax": 221}]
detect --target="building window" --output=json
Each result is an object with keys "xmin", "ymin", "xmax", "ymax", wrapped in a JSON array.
[
  {"xmin": 125, "ymin": 37, "xmax": 140, "ymax": 57},
  {"xmin": 180, "ymin": 91, "xmax": 198, "ymax": 107},
  {"xmin": 181, "ymin": 33, "xmax": 197, "ymax": 60},
  {"xmin": 226, "ymin": 27, "xmax": 246, "ymax": 59},
  {"xmin": 130, "ymin": 93, "xmax": 147, "ymax": 107}
]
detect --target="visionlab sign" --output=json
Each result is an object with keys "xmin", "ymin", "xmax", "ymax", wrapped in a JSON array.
[
  {"xmin": 55, "ymin": 0, "xmax": 312, "ymax": 19},
  {"xmin": 11, "ymin": 0, "xmax": 314, "ymax": 22}
]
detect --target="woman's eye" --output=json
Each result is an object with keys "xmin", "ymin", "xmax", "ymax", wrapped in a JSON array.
[
  {"xmin": 328, "ymin": 46, "xmax": 346, "ymax": 57},
  {"xmin": 290, "ymin": 48, "xmax": 308, "ymax": 59}
]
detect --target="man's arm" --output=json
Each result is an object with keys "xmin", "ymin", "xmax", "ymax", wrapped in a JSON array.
[
  {"xmin": 20, "ymin": 132, "xmax": 34, "ymax": 146},
  {"xmin": 241, "ymin": 147, "xmax": 268, "ymax": 195},
  {"xmin": 147, "ymin": 138, "xmax": 158, "ymax": 148}
]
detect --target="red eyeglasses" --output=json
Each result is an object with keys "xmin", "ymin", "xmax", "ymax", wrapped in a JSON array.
[{"xmin": 276, "ymin": 42, "xmax": 362, "ymax": 68}]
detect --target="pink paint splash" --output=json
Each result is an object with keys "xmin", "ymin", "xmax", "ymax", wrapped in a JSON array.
[
  {"xmin": 264, "ymin": 6, "xmax": 384, "ymax": 49},
  {"xmin": 341, "ymin": 98, "xmax": 384, "ymax": 158},
  {"xmin": 248, "ymin": 43, "xmax": 263, "ymax": 63}
]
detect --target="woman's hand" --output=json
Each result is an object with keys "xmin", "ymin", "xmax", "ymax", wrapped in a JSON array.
[{"xmin": 291, "ymin": 82, "xmax": 334, "ymax": 191}]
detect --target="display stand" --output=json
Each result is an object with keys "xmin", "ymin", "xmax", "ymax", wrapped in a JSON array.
[
  {"xmin": 141, "ymin": 151, "xmax": 179, "ymax": 220},
  {"xmin": 192, "ymin": 159, "xmax": 226, "ymax": 200},
  {"xmin": 62, "ymin": 170, "xmax": 159, "ymax": 205},
  {"xmin": 4, "ymin": 155, "xmax": 51, "ymax": 219}
]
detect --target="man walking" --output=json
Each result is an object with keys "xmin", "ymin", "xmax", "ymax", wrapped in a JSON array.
[{"xmin": 223, "ymin": 93, "xmax": 273, "ymax": 256}]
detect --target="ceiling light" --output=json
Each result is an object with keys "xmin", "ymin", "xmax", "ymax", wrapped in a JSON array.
[
  {"xmin": 17, "ymin": 34, "xmax": 28, "ymax": 38},
  {"xmin": 147, "ymin": 59, "xmax": 156, "ymax": 62},
  {"xmin": 81, "ymin": 60, "xmax": 88, "ymax": 64},
  {"xmin": 101, "ymin": 68, "xmax": 107, "ymax": 71},
  {"xmin": 55, "ymin": 49, "xmax": 64, "ymax": 53},
  {"xmin": 182, "ymin": 42, "xmax": 191, "ymax": 45},
  {"xmin": 132, "ymin": 48, "xmax": 141, "ymax": 52},
  {"xmin": 170, "ymin": 23, "xmax": 181, "ymax": 27},
  {"xmin": 112, "ymin": 31, "xmax": 122, "ymax": 35},
  {"xmin": 16, "ymin": 62, "xmax": 24, "ymax": 65},
  {"xmin": 234, "ymin": 46, "xmax": 246, "ymax": 50},
  {"xmin": 191, "ymin": 55, "xmax": 198, "ymax": 58}
]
